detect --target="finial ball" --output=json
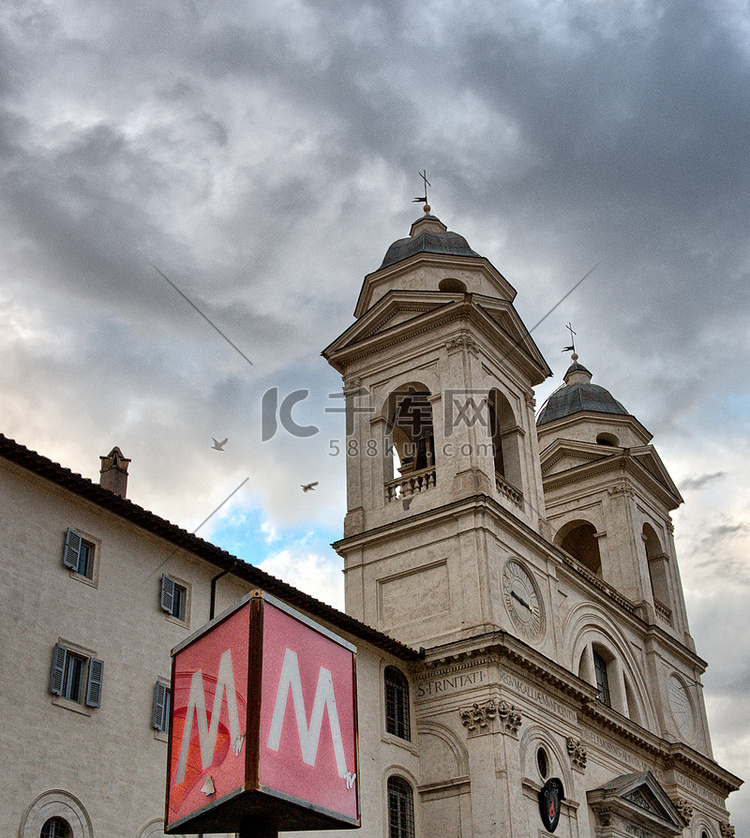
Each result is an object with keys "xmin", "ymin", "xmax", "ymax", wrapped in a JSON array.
[
  {"xmin": 424, "ymin": 204, "xmax": 431, "ymax": 214},
  {"xmin": 571, "ymin": 352, "xmax": 579, "ymax": 361}
]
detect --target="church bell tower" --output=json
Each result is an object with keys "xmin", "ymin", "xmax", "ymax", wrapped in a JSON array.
[{"xmin": 324, "ymin": 207, "xmax": 552, "ymax": 648}]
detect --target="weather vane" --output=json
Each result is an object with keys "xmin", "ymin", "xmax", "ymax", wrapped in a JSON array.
[
  {"xmin": 563, "ymin": 322, "xmax": 578, "ymax": 358},
  {"xmin": 413, "ymin": 170, "xmax": 431, "ymax": 213}
]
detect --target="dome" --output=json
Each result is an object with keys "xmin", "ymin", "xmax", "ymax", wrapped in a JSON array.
[
  {"xmin": 378, "ymin": 213, "xmax": 480, "ymax": 270},
  {"xmin": 536, "ymin": 359, "xmax": 629, "ymax": 426}
]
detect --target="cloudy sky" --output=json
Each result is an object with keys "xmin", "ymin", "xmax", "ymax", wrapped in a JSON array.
[{"xmin": 2, "ymin": 0, "xmax": 749, "ymax": 828}]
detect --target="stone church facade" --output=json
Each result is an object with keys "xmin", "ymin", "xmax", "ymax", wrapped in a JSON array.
[
  {"xmin": 0, "ymin": 210, "xmax": 740, "ymax": 838},
  {"xmin": 323, "ymin": 209, "xmax": 740, "ymax": 838}
]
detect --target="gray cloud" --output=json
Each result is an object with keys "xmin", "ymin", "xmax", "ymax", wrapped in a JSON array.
[
  {"xmin": 680, "ymin": 471, "xmax": 728, "ymax": 492},
  {"xmin": 1, "ymin": 0, "xmax": 749, "ymax": 828}
]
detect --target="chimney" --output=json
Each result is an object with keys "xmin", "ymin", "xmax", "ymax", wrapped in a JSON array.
[{"xmin": 99, "ymin": 447, "xmax": 131, "ymax": 498}]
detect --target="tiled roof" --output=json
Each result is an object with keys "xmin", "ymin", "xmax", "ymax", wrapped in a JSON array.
[{"xmin": 0, "ymin": 433, "xmax": 420, "ymax": 661}]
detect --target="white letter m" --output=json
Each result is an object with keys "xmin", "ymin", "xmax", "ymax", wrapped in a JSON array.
[
  {"xmin": 174, "ymin": 649, "xmax": 242, "ymax": 784},
  {"xmin": 267, "ymin": 648, "xmax": 348, "ymax": 778}
]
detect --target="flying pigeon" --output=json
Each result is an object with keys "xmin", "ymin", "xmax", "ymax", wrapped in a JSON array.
[
  {"xmin": 301, "ymin": 482, "xmax": 319, "ymax": 492},
  {"xmin": 212, "ymin": 438, "xmax": 228, "ymax": 451}
]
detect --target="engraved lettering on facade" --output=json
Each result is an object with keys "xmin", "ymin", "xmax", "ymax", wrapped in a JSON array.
[
  {"xmin": 499, "ymin": 671, "xmax": 577, "ymax": 722},
  {"xmin": 417, "ymin": 668, "xmax": 487, "ymax": 698}
]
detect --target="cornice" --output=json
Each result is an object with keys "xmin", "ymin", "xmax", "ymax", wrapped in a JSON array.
[{"xmin": 417, "ymin": 629, "xmax": 596, "ymax": 705}]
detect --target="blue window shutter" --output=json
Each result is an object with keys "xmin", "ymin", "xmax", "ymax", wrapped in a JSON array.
[
  {"xmin": 160, "ymin": 575, "xmax": 175, "ymax": 613},
  {"xmin": 63, "ymin": 529, "xmax": 81, "ymax": 570},
  {"xmin": 85, "ymin": 658, "xmax": 104, "ymax": 707},
  {"xmin": 50, "ymin": 644, "xmax": 67, "ymax": 695},
  {"xmin": 153, "ymin": 682, "xmax": 170, "ymax": 731}
]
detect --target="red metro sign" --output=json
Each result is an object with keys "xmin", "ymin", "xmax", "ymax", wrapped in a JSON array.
[{"xmin": 165, "ymin": 591, "xmax": 359, "ymax": 834}]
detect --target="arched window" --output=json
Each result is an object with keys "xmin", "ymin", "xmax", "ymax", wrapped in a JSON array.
[
  {"xmin": 596, "ymin": 432, "xmax": 619, "ymax": 446},
  {"xmin": 41, "ymin": 819, "xmax": 72, "ymax": 838},
  {"xmin": 384, "ymin": 666, "xmax": 411, "ymax": 740},
  {"xmin": 392, "ymin": 390, "xmax": 434, "ymax": 472},
  {"xmin": 488, "ymin": 389, "xmax": 522, "ymax": 487},
  {"xmin": 387, "ymin": 776, "xmax": 415, "ymax": 838},
  {"xmin": 20, "ymin": 790, "xmax": 92, "ymax": 838},
  {"xmin": 643, "ymin": 524, "xmax": 672, "ymax": 624},
  {"xmin": 592, "ymin": 647, "xmax": 612, "ymax": 706},
  {"xmin": 578, "ymin": 639, "xmax": 647, "ymax": 725},
  {"xmin": 536, "ymin": 746, "xmax": 549, "ymax": 779},
  {"xmin": 557, "ymin": 520, "xmax": 602, "ymax": 576},
  {"xmin": 385, "ymin": 385, "xmax": 436, "ymax": 501}
]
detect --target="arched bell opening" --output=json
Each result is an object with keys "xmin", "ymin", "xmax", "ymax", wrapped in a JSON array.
[
  {"xmin": 643, "ymin": 523, "xmax": 673, "ymax": 625},
  {"xmin": 488, "ymin": 388, "xmax": 523, "ymax": 505},
  {"xmin": 384, "ymin": 384, "xmax": 436, "ymax": 501},
  {"xmin": 556, "ymin": 520, "xmax": 602, "ymax": 576}
]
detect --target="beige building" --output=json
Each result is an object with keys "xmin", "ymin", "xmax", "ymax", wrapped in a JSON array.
[{"xmin": 1, "ymin": 209, "xmax": 741, "ymax": 838}]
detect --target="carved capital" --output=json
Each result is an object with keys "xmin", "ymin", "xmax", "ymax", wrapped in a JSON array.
[
  {"xmin": 608, "ymin": 481, "xmax": 635, "ymax": 498},
  {"xmin": 566, "ymin": 736, "xmax": 587, "ymax": 771},
  {"xmin": 498, "ymin": 699, "xmax": 522, "ymax": 735},
  {"xmin": 673, "ymin": 797, "xmax": 693, "ymax": 824},
  {"xmin": 524, "ymin": 392, "xmax": 536, "ymax": 410},
  {"xmin": 460, "ymin": 700, "xmax": 497, "ymax": 733},
  {"xmin": 720, "ymin": 822, "xmax": 735, "ymax": 838},
  {"xmin": 459, "ymin": 699, "xmax": 521, "ymax": 736},
  {"xmin": 446, "ymin": 332, "xmax": 478, "ymax": 355}
]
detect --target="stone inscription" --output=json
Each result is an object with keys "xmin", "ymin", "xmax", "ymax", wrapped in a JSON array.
[
  {"xmin": 583, "ymin": 732, "xmax": 656, "ymax": 775},
  {"xmin": 417, "ymin": 669, "xmax": 486, "ymax": 698},
  {"xmin": 674, "ymin": 774, "xmax": 724, "ymax": 808},
  {"xmin": 499, "ymin": 672, "xmax": 577, "ymax": 722}
]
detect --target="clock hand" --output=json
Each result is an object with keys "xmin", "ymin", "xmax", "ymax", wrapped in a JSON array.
[{"xmin": 511, "ymin": 590, "xmax": 533, "ymax": 612}]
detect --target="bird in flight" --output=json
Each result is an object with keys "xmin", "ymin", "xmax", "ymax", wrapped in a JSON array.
[
  {"xmin": 301, "ymin": 482, "xmax": 319, "ymax": 492},
  {"xmin": 212, "ymin": 438, "xmax": 228, "ymax": 451}
]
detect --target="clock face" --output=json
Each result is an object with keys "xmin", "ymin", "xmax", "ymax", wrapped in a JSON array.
[
  {"xmin": 668, "ymin": 675, "xmax": 695, "ymax": 741},
  {"xmin": 502, "ymin": 560, "xmax": 544, "ymax": 640}
]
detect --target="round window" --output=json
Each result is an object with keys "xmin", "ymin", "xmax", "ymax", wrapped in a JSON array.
[{"xmin": 536, "ymin": 746, "xmax": 549, "ymax": 779}]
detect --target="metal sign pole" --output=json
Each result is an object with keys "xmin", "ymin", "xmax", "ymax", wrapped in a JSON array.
[{"xmin": 237, "ymin": 816, "xmax": 278, "ymax": 838}]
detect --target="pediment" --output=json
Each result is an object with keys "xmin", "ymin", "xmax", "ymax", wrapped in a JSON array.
[
  {"xmin": 539, "ymin": 440, "xmax": 683, "ymax": 507},
  {"xmin": 587, "ymin": 771, "xmax": 687, "ymax": 837},
  {"xmin": 630, "ymin": 446, "xmax": 683, "ymax": 504},
  {"xmin": 472, "ymin": 296, "xmax": 550, "ymax": 380},
  {"xmin": 539, "ymin": 438, "xmax": 617, "ymax": 477},
  {"xmin": 322, "ymin": 291, "xmax": 455, "ymax": 360},
  {"xmin": 323, "ymin": 291, "xmax": 551, "ymax": 384}
]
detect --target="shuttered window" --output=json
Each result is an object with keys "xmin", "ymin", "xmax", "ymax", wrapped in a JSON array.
[
  {"xmin": 62, "ymin": 528, "xmax": 94, "ymax": 578},
  {"xmin": 49, "ymin": 643, "xmax": 103, "ymax": 708},
  {"xmin": 86, "ymin": 658, "xmax": 104, "ymax": 708},
  {"xmin": 153, "ymin": 681, "xmax": 171, "ymax": 732},
  {"xmin": 160, "ymin": 574, "xmax": 187, "ymax": 620}
]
